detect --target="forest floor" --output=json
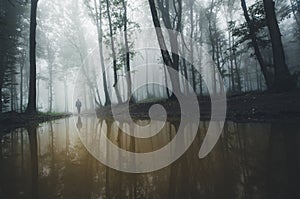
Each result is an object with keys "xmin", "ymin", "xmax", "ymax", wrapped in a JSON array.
[
  {"xmin": 97, "ymin": 91, "xmax": 300, "ymax": 123},
  {"xmin": 0, "ymin": 112, "xmax": 72, "ymax": 134}
]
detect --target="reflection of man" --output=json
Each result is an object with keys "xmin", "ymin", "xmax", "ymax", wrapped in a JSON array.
[
  {"xmin": 75, "ymin": 99, "xmax": 82, "ymax": 114},
  {"xmin": 76, "ymin": 116, "xmax": 82, "ymax": 131}
]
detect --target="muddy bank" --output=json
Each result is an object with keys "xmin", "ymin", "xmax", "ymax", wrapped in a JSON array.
[{"xmin": 96, "ymin": 91, "xmax": 300, "ymax": 122}]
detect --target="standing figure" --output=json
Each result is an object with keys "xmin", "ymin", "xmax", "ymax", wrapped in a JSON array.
[{"xmin": 75, "ymin": 99, "xmax": 82, "ymax": 114}]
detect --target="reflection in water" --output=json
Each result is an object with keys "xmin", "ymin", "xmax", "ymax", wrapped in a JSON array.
[
  {"xmin": 26, "ymin": 125, "xmax": 39, "ymax": 199},
  {"xmin": 76, "ymin": 117, "xmax": 82, "ymax": 131},
  {"xmin": 0, "ymin": 117, "xmax": 299, "ymax": 198}
]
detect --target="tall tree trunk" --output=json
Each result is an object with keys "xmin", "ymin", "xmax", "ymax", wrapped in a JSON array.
[
  {"xmin": 241, "ymin": 0, "xmax": 272, "ymax": 89},
  {"xmin": 228, "ymin": 31, "xmax": 235, "ymax": 92},
  {"xmin": 64, "ymin": 78, "xmax": 68, "ymax": 112},
  {"xmin": 94, "ymin": 0, "xmax": 111, "ymax": 106},
  {"xmin": 148, "ymin": 0, "xmax": 182, "ymax": 98},
  {"xmin": 26, "ymin": 0, "xmax": 39, "ymax": 114},
  {"xmin": 47, "ymin": 46, "xmax": 53, "ymax": 112},
  {"xmin": 10, "ymin": 69, "xmax": 14, "ymax": 111},
  {"xmin": 145, "ymin": 49, "xmax": 150, "ymax": 97},
  {"xmin": 0, "ymin": 84, "xmax": 3, "ymax": 113},
  {"xmin": 233, "ymin": 36, "xmax": 242, "ymax": 92},
  {"xmin": 20, "ymin": 57, "xmax": 24, "ymax": 112},
  {"xmin": 263, "ymin": 0, "xmax": 296, "ymax": 91},
  {"xmin": 207, "ymin": 2, "xmax": 217, "ymax": 94},
  {"xmin": 105, "ymin": 0, "xmax": 122, "ymax": 103},
  {"xmin": 189, "ymin": 0, "xmax": 196, "ymax": 92},
  {"xmin": 121, "ymin": 0, "xmax": 134, "ymax": 103},
  {"xmin": 27, "ymin": 125, "xmax": 39, "ymax": 199},
  {"xmin": 181, "ymin": 43, "xmax": 189, "ymax": 94}
]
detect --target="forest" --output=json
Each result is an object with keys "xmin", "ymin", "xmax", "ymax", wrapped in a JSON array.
[
  {"xmin": 0, "ymin": 0, "xmax": 299, "ymax": 118},
  {"xmin": 1, "ymin": 0, "xmax": 300, "ymax": 198}
]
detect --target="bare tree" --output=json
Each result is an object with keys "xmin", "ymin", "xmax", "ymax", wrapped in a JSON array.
[
  {"xmin": 240, "ymin": 0, "xmax": 271, "ymax": 89},
  {"xmin": 105, "ymin": 0, "xmax": 122, "ymax": 103},
  {"xmin": 26, "ymin": 0, "xmax": 39, "ymax": 113},
  {"xmin": 263, "ymin": 0, "xmax": 296, "ymax": 91}
]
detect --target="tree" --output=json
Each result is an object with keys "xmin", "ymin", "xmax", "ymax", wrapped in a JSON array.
[
  {"xmin": 26, "ymin": 0, "xmax": 39, "ymax": 113},
  {"xmin": 121, "ymin": 0, "xmax": 135, "ymax": 103},
  {"xmin": 240, "ymin": 0, "xmax": 272, "ymax": 88},
  {"xmin": 263, "ymin": 0, "xmax": 296, "ymax": 91},
  {"xmin": 0, "ymin": 0, "xmax": 28, "ymax": 112},
  {"xmin": 95, "ymin": 0, "xmax": 111, "ymax": 106},
  {"xmin": 148, "ymin": 0, "xmax": 182, "ymax": 98},
  {"xmin": 290, "ymin": 0, "xmax": 300, "ymax": 28},
  {"xmin": 104, "ymin": 0, "xmax": 122, "ymax": 103}
]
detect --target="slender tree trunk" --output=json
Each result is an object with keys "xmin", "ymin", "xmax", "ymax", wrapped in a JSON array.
[
  {"xmin": 148, "ymin": 0, "xmax": 182, "ymax": 98},
  {"xmin": 207, "ymin": 3, "xmax": 217, "ymax": 94},
  {"xmin": 26, "ymin": 0, "xmax": 38, "ymax": 114},
  {"xmin": 145, "ymin": 49, "xmax": 150, "ymax": 97},
  {"xmin": 27, "ymin": 125, "xmax": 39, "ymax": 199},
  {"xmin": 228, "ymin": 31, "xmax": 235, "ymax": 92},
  {"xmin": 189, "ymin": 0, "xmax": 196, "ymax": 92},
  {"xmin": 94, "ymin": 0, "xmax": 111, "ymax": 106},
  {"xmin": 64, "ymin": 78, "xmax": 68, "ymax": 112},
  {"xmin": 0, "ymin": 47, "xmax": 4, "ymax": 112},
  {"xmin": 163, "ymin": 64, "xmax": 171, "ymax": 98},
  {"xmin": 241, "ymin": 0, "xmax": 272, "ymax": 89},
  {"xmin": 10, "ymin": 70, "xmax": 14, "ymax": 111},
  {"xmin": 263, "ymin": 0, "xmax": 296, "ymax": 91},
  {"xmin": 233, "ymin": 36, "xmax": 242, "ymax": 92},
  {"xmin": 105, "ymin": 0, "xmax": 122, "ymax": 103},
  {"xmin": 121, "ymin": 0, "xmax": 134, "ymax": 103},
  {"xmin": 0, "ymin": 84, "xmax": 2, "ymax": 113},
  {"xmin": 47, "ymin": 53, "xmax": 53, "ymax": 113},
  {"xmin": 20, "ymin": 58, "xmax": 24, "ymax": 112},
  {"xmin": 181, "ymin": 46, "xmax": 189, "ymax": 94}
]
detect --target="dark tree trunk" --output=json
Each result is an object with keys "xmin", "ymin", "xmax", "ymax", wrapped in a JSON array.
[
  {"xmin": 148, "ymin": 0, "xmax": 182, "ymax": 98},
  {"xmin": 121, "ymin": 0, "xmax": 135, "ymax": 103},
  {"xmin": 207, "ymin": 4, "xmax": 217, "ymax": 94},
  {"xmin": 94, "ymin": 0, "xmax": 111, "ymax": 106},
  {"xmin": 26, "ymin": 0, "xmax": 38, "ymax": 114},
  {"xmin": 0, "ymin": 84, "xmax": 2, "ymax": 113},
  {"xmin": 105, "ymin": 0, "xmax": 122, "ymax": 103},
  {"xmin": 263, "ymin": 0, "xmax": 296, "ymax": 91},
  {"xmin": 20, "ymin": 58, "xmax": 24, "ymax": 112},
  {"xmin": 27, "ymin": 125, "xmax": 39, "ymax": 199},
  {"xmin": 241, "ymin": 0, "xmax": 272, "ymax": 89},
  {"xmin": 181, "ymin": 43, "xmax": 189, "ymax": 94},
  {"xmin": 189, "ymin": 0, "xmax": 196, "ymax": 93}
]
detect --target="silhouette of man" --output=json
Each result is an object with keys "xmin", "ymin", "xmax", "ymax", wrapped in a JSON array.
[{"xmin": 75, "ymin": 99, "xmax": 82, "ymax": 114}]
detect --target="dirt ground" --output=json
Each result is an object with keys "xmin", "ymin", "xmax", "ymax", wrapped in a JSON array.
[{"xmin": 97, "ymin": 91, "xmax": 300, "ymax": 123}]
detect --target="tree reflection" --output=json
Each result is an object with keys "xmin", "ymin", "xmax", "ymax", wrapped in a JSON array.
[
  {"xmin": 0, "ymin": 117, "xmax": 299, "ymax": 198},
  {"xmin": 26, "ymin": 124, "xmax": 39, "ymax": 199}
]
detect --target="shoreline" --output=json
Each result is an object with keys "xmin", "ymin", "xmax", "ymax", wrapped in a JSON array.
[
  {"xmin": 96, "ymin": 91, "xmax": 300, "ymax": 123},
  {"xmin": 0, "ymin": 112, "xmax": 72, "ymax": 134}
]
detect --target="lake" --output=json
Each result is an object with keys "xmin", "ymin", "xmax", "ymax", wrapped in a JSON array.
[{"xmin": 0, "ymin": 116, "xmax": 299, "ymax": 198}]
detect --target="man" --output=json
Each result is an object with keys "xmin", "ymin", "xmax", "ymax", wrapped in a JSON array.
[{"xmin": 75, "ymin": 99, "xmax": 82, "ymax": 114}]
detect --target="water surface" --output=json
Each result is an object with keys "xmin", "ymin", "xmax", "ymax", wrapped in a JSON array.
[{"xmin": 0, "ymin": 116, "xmax": 299, "ymax": 198}]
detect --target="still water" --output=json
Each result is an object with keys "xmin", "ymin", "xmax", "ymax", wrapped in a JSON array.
[{"xmin": 0, "ymin": 116, "xmax": 299, "ymax": 199}]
